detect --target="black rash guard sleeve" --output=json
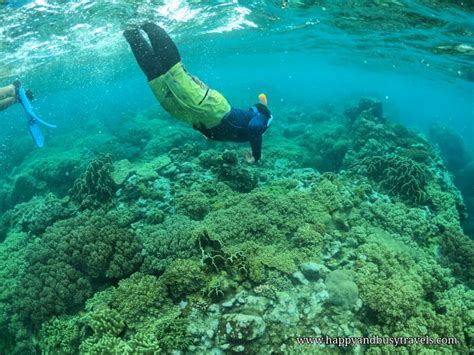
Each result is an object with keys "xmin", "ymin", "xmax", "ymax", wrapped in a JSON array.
[{"xmin": 249, "ymin": 135, "xmax": 263, "ymax": 161}]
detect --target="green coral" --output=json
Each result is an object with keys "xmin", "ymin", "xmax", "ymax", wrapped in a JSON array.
[
  {"xmin": 363, "ymin": 154, "xmax": 428, "ymax": 203},
  {"xmin": 360, "ymin": 273, "xmax": 424, "ymax": 322},
  {"xmin": 38, "ymin": 315, "xmax": 83, "ymax": 353},
  {"xmin": 355, "ymin": 242, "xmax": 425, "ymax": 322},
  {"xmin": 440, "ymin": 228, "xmax": 474, "ymax": 288},
  {"xmin": 140, "ymin": 215, "xmax": 198, "ymax": 274},
  {"xmin": 79, "ymin": 335, "xmax": 131, "ymax": 354},
  {"xmin": 128, "ymin": 332, "xmax": 162, "ymax": 353},
  {"xmin": 175, "ymin": 191, "xmax": 210, "ymax": 220},
  {"xmin": 292, "ymin": 223, "xmax": 325, "ymax": 254},
  {"xmin": 9, "ymin": 193, "xmax": 72, "ymax": 235},
  {"xmin": 348, "ymin": 199, "xmax": 438, "ymax": 246},
  {"xmin": 155, "ymin": 316, "xmax": 192, "ymax": 352},
  {"xmin": 213, "ymin": 150, "xmax": 259, "ymax": 192},
  {"xmin": 204, "ymin": 271, "xmax": 233, "ymax": 300},
  {"xmin": 161, "ymin": 258, "xmax": 207, "ymax": 299},
  {"xmin": 70, "ymin": 153, "xmax": 117, "ymax": 209},
  {"xmin": 85, "ymin": 308, "xmax": 125, "ymax": 337},
  {"xmin": 111, "ymin": 272, "xmax": 168, "ymax": 328},
  {"xmin": 0, "ymin": 232, "xmax": 30, "ymax": 353},
  {"xmin": 15, "ymin": 261, "xmax": 92, "ymax": 328},
  {"xmin": 13, "ymin": 211, "xmax": 142, "ymax": 328},
  {"xmin": 243, "ymin": 243, "xmax": 298, "ymax": 283}
]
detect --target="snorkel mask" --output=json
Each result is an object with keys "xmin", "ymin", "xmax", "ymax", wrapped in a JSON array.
[{"xmin": 251, "ymin": 93, "xmax": 273, "ymax": 126}]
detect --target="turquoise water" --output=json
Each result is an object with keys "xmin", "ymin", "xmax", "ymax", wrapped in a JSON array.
[{"xmin": 0, "ymin": 1, "xmax": 473, "ymax": 353}]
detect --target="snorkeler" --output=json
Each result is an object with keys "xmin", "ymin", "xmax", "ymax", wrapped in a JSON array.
[
  {"xmin": 124, "ymin": 23, "xmax": 272, "ymax": 162},
  {"xmin": 0, "ymin": 80, "xmax": 56, "ymax": 147}
]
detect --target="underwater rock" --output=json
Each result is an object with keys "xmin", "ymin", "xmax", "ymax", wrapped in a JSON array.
[
  {"xmin": 267, "ymin": 292, "xmax": 301, "ymax": 326},
  {"xmin": 112, "ymin": 155, "xmax": 171, "ymax": 187},
  {"xmin": 222, "ymin": 313, "xmax": 266, "ymax": 342},
  {"xmin": 291, "ymin": 271, "xmax": 309, "ymax": 285},
  {"xmin": 325, "ymin": 269, "xmax": 359, "ymax": 310},
  {"xmin": 429, "ymin": 123, "xmax": 470, "ymax": 173},
  {"xmin": 345, "ymin": 97, "xmax": 384, "ymax": 123},
  {"xmin": 9, "ymin": 173, "xmax": 38, "ymax": 206},
  {"xmin": 111, "ymin": 159, "xmax": 135, "ymax": 185},
  {"xmin": 300, "ymin": 262, "xmax": 328, "ymax": 281}
]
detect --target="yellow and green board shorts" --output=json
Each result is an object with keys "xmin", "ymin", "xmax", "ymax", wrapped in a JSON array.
[{"xmin": 148, "ymin": 62, "xmax": 231, "ymax": 129}]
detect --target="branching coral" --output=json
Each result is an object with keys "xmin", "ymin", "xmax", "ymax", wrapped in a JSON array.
[
  {"xmin": 85, "ymin": 308, "xmax": 125, "ymax": 337},
  {"xmin": 38, "ymin": 315, "xmax": 83, "ymax": 354},
  {"xmin": 362, "ymin": 154, "xmax": 429, "ymax": 203}
]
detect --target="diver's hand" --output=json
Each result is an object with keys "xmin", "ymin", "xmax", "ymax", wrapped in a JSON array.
[
  {"xmin": 244, "ymin": 151, "xmax": 261, "ymax": 164},
  {"xmin": 244, "ymin": 151, "xmax": 255, "ymax": 164}
]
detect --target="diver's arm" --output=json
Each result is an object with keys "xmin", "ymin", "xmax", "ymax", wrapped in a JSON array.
[
  {"xmin": 249, "ymin": 134, "xmax": 263, "ymax": 162},
  {"xmin": 248, "ymin": 114, "xmax": 267, "ymax": 162}
]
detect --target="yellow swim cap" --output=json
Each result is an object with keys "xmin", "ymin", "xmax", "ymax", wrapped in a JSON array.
[{"xmin": 258, "ymin": 93, "xmax": 267, "ymax": 106}]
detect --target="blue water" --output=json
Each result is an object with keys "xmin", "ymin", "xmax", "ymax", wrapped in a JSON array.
[{"xmin": 2, "ymin": 48, "xmax": 473, "ymax": 150}]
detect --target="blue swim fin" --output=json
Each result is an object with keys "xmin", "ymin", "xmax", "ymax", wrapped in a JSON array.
[
  {"xmin": 17, "ymin": 86, "xmax": 56, "ymax": 147},
  {"xmin": 28, "ymin": 118, "xmax": 45, "ymax": 148}
]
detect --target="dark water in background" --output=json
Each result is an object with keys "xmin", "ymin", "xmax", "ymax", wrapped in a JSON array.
[{"xmin": 0, "ymin": 0, "xmax": 473, "ymax": 211}]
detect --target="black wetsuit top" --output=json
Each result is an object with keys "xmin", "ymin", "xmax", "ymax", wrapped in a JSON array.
[{"xmin": 194, "ymin": 106, "xmax": 271, "ymax": 161}]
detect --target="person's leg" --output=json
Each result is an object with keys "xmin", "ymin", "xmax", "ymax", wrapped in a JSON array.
[
  {"xmin": 0, "ymin": 96, "xmax": 15, "ymax": 111},
  {"xmin": 124, "ymin": 29, "xmax": 163, "ymax": 81},
  {"xmin": 0, "ymin": 84, "xmax": 15, "ymax": 100},
  {"xmin": 141, "ymin": 23, "xmax": 181, "ymax": 74}
]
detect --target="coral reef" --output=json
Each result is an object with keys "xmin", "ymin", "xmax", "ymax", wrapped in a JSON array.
[{"xmin": 1, "ymin": 98, "xmax": 472, "ymax": 354}]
